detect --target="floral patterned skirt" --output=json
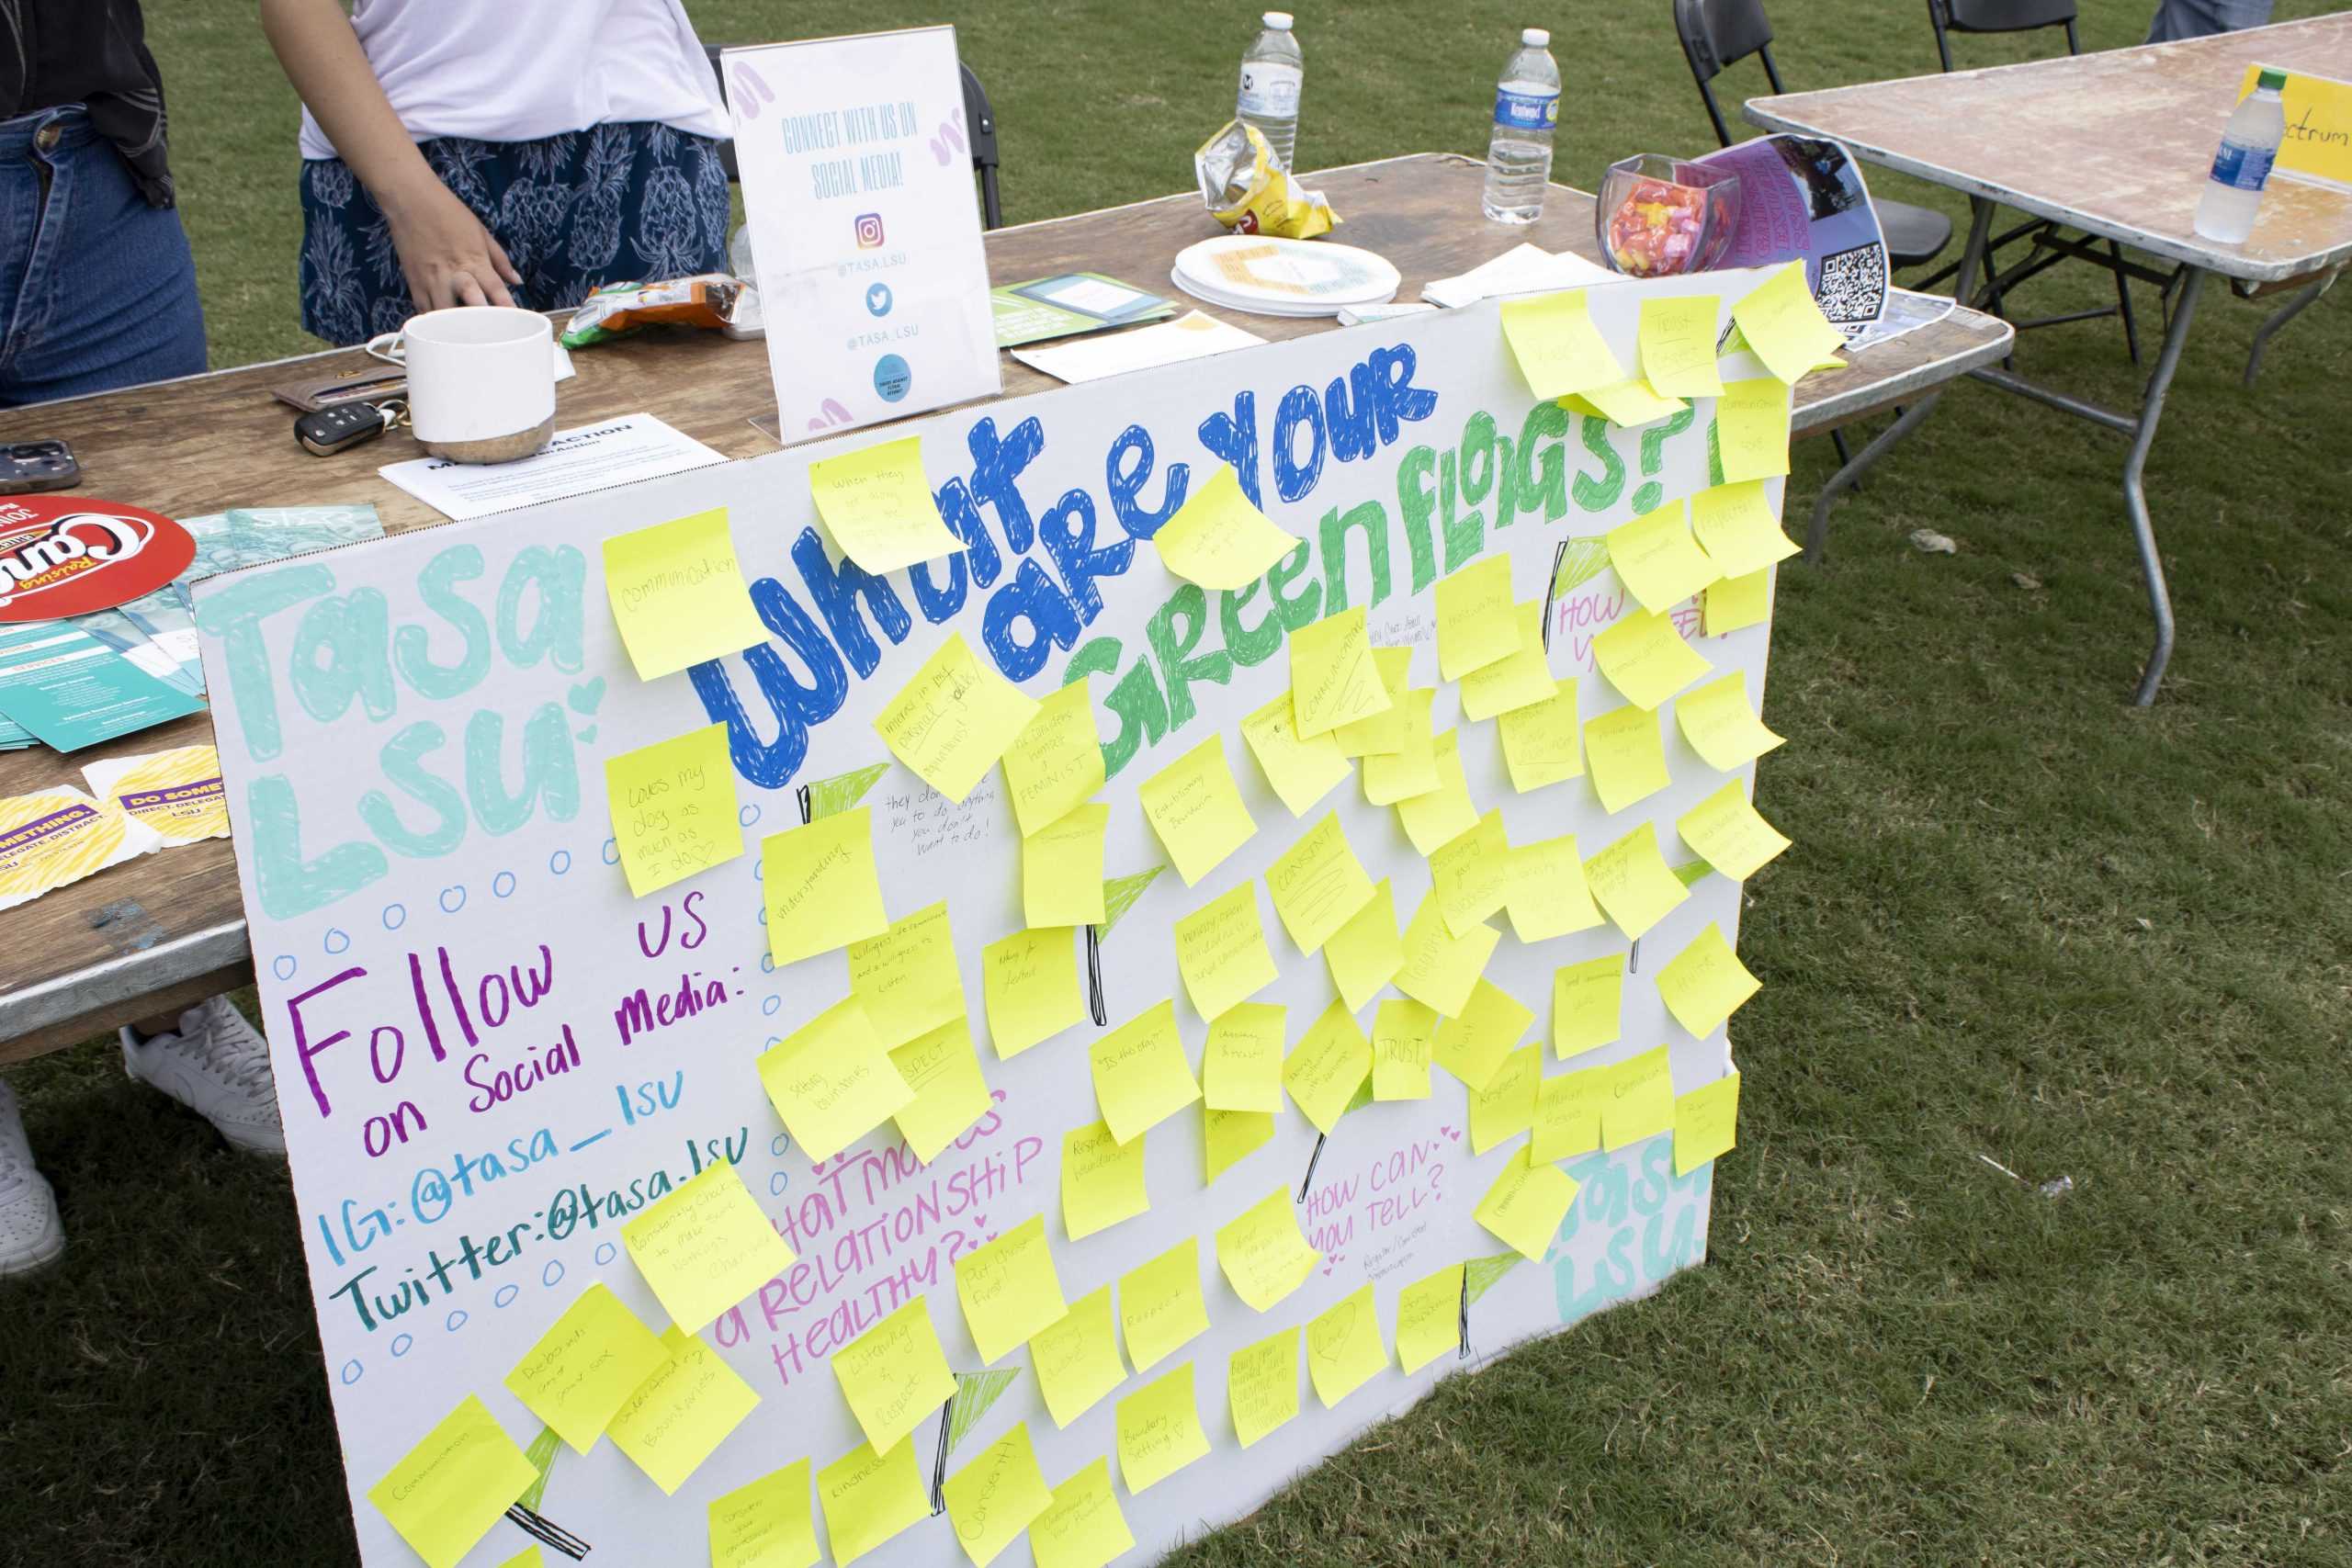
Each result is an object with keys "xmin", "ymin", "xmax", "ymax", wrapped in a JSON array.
[{"xmin": 297, "ymin": 120, "xmax": 732, "ymax": 344}]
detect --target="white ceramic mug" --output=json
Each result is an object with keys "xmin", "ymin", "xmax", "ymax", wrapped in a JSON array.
[{"xmin": 366, "ymin": 307, "xmax": 556, "ymax": 464}]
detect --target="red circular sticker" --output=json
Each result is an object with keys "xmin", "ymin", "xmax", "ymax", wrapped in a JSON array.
[{"xmin": 0, "ymin": 495, "xmax": 197, "ymax": 622}]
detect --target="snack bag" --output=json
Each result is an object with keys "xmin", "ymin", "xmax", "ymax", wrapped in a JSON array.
[
  {"xmin": 562, "ymin": 274, "xmax": 743, "ymax": 348},
  {"xmin": 1193, "ymin": 120, "xmax": 1339, "ymax": 240}
]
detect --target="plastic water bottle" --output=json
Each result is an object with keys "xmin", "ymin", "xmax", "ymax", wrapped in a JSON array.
[
  {"xmin": 2195, "ymin": 67, "xmax": 2287, "ymax": 243},
  {"xmin": 1238, "ymin": 12, "xmax": 1304, "ymax": 172},
  {"xmin": 1483, "ymin": 28, "xmax": 1560, "ymax": 224}
]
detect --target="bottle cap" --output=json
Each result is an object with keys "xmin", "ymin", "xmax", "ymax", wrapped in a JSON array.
[
  {"xmin": 1522, "ymin": 27, "xmax": 1551, "ymax": 46},
  {"xmin": 2257, "ymin": 67, "xmax": 2288, "ymax": 92},
  {"xmin": 1263, "ymin": 11, "xmax": 1294, "ymax": 28}
]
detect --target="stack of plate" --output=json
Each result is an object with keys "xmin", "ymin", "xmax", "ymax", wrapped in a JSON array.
[{"xmin": 1170, "ymin": 234, "xmax": 1401, "ymax": 319}]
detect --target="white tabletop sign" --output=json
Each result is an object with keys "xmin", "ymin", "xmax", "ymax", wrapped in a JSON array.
[{"xmin": 724, "ymin": 27, "xmax": 1001, "ymax": 442}]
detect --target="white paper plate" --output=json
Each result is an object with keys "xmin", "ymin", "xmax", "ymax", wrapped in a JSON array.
[{"xmin": 1170, "ymin": 234, "xmax": 1401, "ymax": 318}]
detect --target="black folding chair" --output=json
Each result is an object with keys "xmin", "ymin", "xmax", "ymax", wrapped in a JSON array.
[{"xmin": 1921, "ymin": 0, "xmax": 2154, "ymax": 363}]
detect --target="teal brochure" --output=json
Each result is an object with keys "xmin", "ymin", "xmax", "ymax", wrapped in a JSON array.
[{"xmin": 0, "ymin": 621, "xmax": 203, "ymax": 752}]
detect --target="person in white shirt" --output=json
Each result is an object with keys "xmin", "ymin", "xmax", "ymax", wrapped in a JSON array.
[{"xmin": 260, "ymin": 0, "xmax": 734, "ymax": 344}]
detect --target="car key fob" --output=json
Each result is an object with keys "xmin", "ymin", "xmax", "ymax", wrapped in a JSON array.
[{"xmin": 296, "ymin": 400, "xmax": 401, "ymax": 457}]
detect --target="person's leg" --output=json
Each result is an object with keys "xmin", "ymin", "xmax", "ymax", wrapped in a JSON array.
[
  {"xmin": 2147, "ymin": 0, "xmax": 2275, "ymax": 43},
  {"xmin": 0, "ymin": 108, "xmax": 205, "ymax": 405},
  {"xmin": 0, "ymin": 1081, "xmax": 63, "ymax": 1276},
  {"xmin": 298, "ymin": 154, "xmax": 424, "ymax": 345},
  {"xmin": 120, "ymin": 997, "xmax": 285, "ymax": 1156},
  {"xmin": 527, "ymin": 123, "xmax": 732, "ymax": 311}
]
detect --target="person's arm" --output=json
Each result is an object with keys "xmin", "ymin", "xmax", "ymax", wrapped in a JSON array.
[{"xmin": 259, "ymin": 0, "xmax": 524, "ymax": 311}]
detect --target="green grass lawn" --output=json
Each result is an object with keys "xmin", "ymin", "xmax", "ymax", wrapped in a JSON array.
[{"xmin": 7, "ymin": 1, "xmax": 2351, "ymax": 1562}]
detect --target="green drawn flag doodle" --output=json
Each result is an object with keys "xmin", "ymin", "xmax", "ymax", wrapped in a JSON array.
[
  {"xmin": 1672, "ymin": 859, "xmax": 1713, "ymax": 890},
  {"xmin": 1097, "ymin": 866, "xmax": 1164, "ymax": 942},
  {"xmin": 944, "ymin": 1368, "xmax": 1023, "ymax": 1461},
  {"xmin": 806, "ymin": 761, "xmax": 890, "ymax": 821},
  {"xmin": 1464, "ymin": 1250, "xmax": 1525, "ymax": 1305},
  {"xmin": 1552, "ymin": 538, "xmax": 1613, "ymax": 598},
  {"xmin": 517, "ymin": 1424, "xmax": 562, "ymax": 1513},
  {"xmin": 1706, "ymin": 416, "xmax": 1725, "ymax": 488}
]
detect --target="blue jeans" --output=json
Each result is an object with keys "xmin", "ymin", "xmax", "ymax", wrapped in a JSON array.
[
  {"xmin": 0, "ymin": 107, "xmax": 208, "ymax": 407},
  {"xmin": 2146, "ymin": 0, "xmax": 2275, "ymax": 42}
]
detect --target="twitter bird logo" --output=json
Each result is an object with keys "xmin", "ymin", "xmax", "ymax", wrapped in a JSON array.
[{"xmin": 865, "ymin": 284, "xmax": 894, "ymax": 318}]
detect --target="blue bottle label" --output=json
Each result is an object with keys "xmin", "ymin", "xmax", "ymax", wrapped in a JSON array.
[
  {"xmin": 2210, "ymin": 137, "xmax": 2276, "ymax": 192},
  {"xmin": 1494, "ymin": 88, "xmax": 1558, "ymax": 132}
]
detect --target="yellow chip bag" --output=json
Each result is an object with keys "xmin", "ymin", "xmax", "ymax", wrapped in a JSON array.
[{"xmin": 1194, "ymin": 120, "xmax": 1339, "ymax": 240}]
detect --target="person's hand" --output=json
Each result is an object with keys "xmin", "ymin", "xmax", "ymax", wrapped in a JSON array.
[{"xmin": 381, "ymin": 180, "xmax": 523, "ymax": 310}]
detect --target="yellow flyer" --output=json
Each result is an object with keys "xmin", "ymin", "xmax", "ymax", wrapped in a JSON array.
[
  {"xmin": 0, "ymin": 786, "xmax": 160, "ymax": 912},
  {"xmin": 82, "ymin": 745, "xmax": 231, "ymax": 847}
]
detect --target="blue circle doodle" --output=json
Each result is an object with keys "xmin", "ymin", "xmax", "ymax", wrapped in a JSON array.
[
  {"xmin": 438, "ymin": 886, "xmax": 466, "ymax": 913},
  {"xmin": 340, "ymin": 1359, "xmax": 364, "ymax": 1385},
  {"xmin": 549, "ymin": 849, "xmax": 572, "ymax": 875},
  {"xmin": 740, "ymin": 804, "xmax": 761, "ymax": 828},
  {"xmin": 493, "ymin": 872, "xmax": 517, "ymax": 898},
  {"xmin": 323, "ymin": 929, "xmax": 349, "ymax": 954},
  {"xmin": 761, "ymin": 995, "xmax": 780, "ymax": 1016},
  {"xmin": 541, "ymin": 1258, "xmax": 565, "ymax": 1288},
  {"xmin": 381, "ymin": 903, "xmax": 407, "ymax": 931},
  {"xmin": 271, "ymin": 955, "xmax": 296, "ymax": 981},
  {"xmin": 390, "ymin": 1333, "xmax": 414, "ymax": 1358},
  {"xmin": 446, "ymin": 1310, "xmax": 469, "ymax": 1333},
  {"xmin": 602, "ymin": 839, "xmax": 619, "ymax": 865},
  {"xmin": 594, "ymin": 1242, "xmax": 617, "ymax": 1266},
  {"xmin": 494, "ymin": 1284, "xmax": 520, "ymax": 1309}
]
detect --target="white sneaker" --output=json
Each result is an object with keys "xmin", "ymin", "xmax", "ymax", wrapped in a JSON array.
[
  {"xmin": 121, "ymin": 994, "xmax": 286, "ymax": 1156},
  {"xmin": 0, "ymin": 1080, "xmax": 65, "ymax": 1277}
]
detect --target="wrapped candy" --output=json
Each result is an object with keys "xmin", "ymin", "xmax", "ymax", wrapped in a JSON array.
[{"xmin": 1595, "ymin": 155, "xmax": 1739, "ymax": 278}]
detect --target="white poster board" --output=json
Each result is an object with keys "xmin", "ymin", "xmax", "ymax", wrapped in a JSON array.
[
  {"xmin": 724, "ymin": 27, "xmax": 1001, "ymax": 442},
  {"xmin": 196, "ymin": 278, "xmax": 1777, "ymax": 1567}
]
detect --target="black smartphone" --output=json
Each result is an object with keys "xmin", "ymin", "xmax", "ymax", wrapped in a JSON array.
[{"xmin": 0, "ymin": 439, "xmax": 80, "ymax": 495}]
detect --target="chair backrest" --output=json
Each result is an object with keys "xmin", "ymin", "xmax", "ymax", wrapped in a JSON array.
[
  {"xmin": 1674, "ymin": 0, "xmax": 1786, "ymax": 149},
  {"xmin": 1927, "ymin": 0, "xmax": 2079, "ymax": 71},
  {"xmin": 701, "ymin": 47, "xmax": 1004, "ymax": 230}
]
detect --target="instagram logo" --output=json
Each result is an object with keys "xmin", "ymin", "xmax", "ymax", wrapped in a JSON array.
[{"xmin": 853, "ymin": 212, "xmax": 885, "ymax": 248}]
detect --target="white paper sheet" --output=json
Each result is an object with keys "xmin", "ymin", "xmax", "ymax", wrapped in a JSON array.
[
  {"xmin": 376, "ymin": 412, "xmax": 728, "ymax": 521},
  {"xmin": 1011, "ymin": 310, "xmax": 1267, "ymax": 384}
]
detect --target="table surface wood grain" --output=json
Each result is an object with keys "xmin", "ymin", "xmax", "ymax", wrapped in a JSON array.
[{"xmin": 0, "ymin": 152, "xmax": 2009, "ymax": 1063}]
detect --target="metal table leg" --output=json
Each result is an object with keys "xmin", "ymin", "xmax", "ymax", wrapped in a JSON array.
[
  {"xmin": 2243, "ymin": 268, "xmax": 2337, "ymax": 387},
  {"xmin": 2123, "ymin": 265, "xmax": 2204, "ymax": 705}
]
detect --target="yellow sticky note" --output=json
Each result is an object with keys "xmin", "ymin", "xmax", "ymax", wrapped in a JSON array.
[
  {"xmin": 1716, "ymin": 376, "xmax": 1792, "ymax": 483},
  {"xmin": 1476, "ymin": 1148, "xmax": 1579, "ymax": 1261},
  {"xmin": 1553, "ymin": 953, "xmax": 1625, "ymax": 1058},
  {"xmin": 1469, "ymin": 1044, "xmax": 1539, "ymax": 1154},
  {"xmin": 502, "ymin": 1548, "xmax": 545, "ymax": 1568},
  {"xmin": 1283, "ymin": 999, "xmax": 1373, "ymax": 1134},
  {"xmin": 1227, "ymin": 1325, "xmax": 1301, "ymax": 1448},
  {"xmin": 1433, "ymin": 978, "xmax": 1532, "ymax": 1094},
  {"xmin": 1504, "ymin": 833, "xmax": 1603, "ymax": 942},
  {"xmin": 956, "ymin": 1213, "xmax": 1069, "ymax": 1363},
  {"xmin": 1324, "ymin": 876, "xmax": 1403, "ymax": 1012},
  {"xmin": 1332, "ymin": 646, "xmax": 1415, "ymax": 757},
  {"xmin": 831, "ymin": 1296, "xmax": 956, "ymax": 1455},
  {"xmin": 1360, "ymin": 688, "xmax": 1440, "ymax": 806},
  {"xmin": 1396, "ymin": 1262, "xmax": 1464, "ymax": 1375},
  {"xmin": 980, "ymin": 925, "xmax": 1086, "ymax": 1059},
  {"xmin": 1460, "ymin": 598, "xmax": 1556, "ymax": 722},
  {"xmin": 1678, "ymin": 779, "xmax": 1790, "ymax": 881},
  {"xmin": 605, "ymin": 723, "xmax": 745, "ymax": 898},
  {"xmin": 1704, "ymin": 568, "xmax": 1772, "ymax": 636},
  {"xmin": 1024, "ymin": 803, "xmax": 1110, "ymax": 927},
  {"xmin": 1396, "ymin": 729, "xmax": 1481, "ymax": 855},
  {"xmin": 1594, "ymin": 606, "xmax": 1712, "ymax": 710},
  {"xmin": 1607, "ymin": 498, "xmax": 1720, "ymax": 615},
  {"xmin": 1639, "ymin": 294, "xmax": 1725, "ymax": 399},
  {"xmin": 1028, "ymin": 1286, "xmax": 1126, "ymax": 1427},
  {"xmin": 1266, "ymin": 808, "xmax": 1377, "ymax": 954},
  {"xmin": 1119, "ymin": 1238, "xmax": 1208, "ymax": 1372},
  {"xmin": 1674, "ymin": 671, "xmax": 1784, "ymax": 770},
  {"xmin": 1203, "ymin": 1001, "xmax": 1285, "ymax": 1112},
  {"xmin": 1116, "ymin": 1362, "xmax": 1209, "ymax": 1494},
  {"xmin": 1430, "ymin": 807, "xmax": 1510, "ymax": 938},
  {"xmin": 1397, "ymin": 887, "xmax": 1501, "ymax": 1017},
  {"xmin": 1657, "ymin": 921, "xmax": 1761, "ymax": 1038},
  {"xmin": 1500, "ymin": 288, "xmax": 1623, "ymax": 400},
  {"xmin": 366, "ymin": 1395, "xmax": 537, "ymax": 1568},
  {"xmin": 1171, "ymin": 881, "xmax": 1280, "ymax": 1022},
  {"xmin": 850, "ymin": 899, "xmax": 964, "ymax": 1048},
  {"xmin": 756, "ymin": 997, "xmax": 914, "ymax": 1165},
  {"xmin": 1090, "ymin": 999, "xmax": 1202, "ymax": 1144},
  {"xmin": 1436, "ymin": 552, "xmax": 1521, "ymax": 679},
  {"xmin": 1602, "ymin": 1045, "xmax": 1676, "ymax": 1150},
  {"xmin": 1583, "ymin": 821, "xmax": 1690, "ymax": 942},
  {"xmin": 1498, "ymin": 676, "xmax": 1585, "ymax": 793},
  {"xmin": 1138, "ymin": 732, "xmax": 1256, "ymax": 885},
  {"xmin": 1204, "ymin": 1106, "xmax": 1276, "ymax": 1184},
  {"xmin": 1215, "ymin": 1187, "xmax": 1320, "ymax": 1311},
  {"xmin": 808, "ymin": 434, "xmax": 965, "ymax": 574},
  {"xmin": 1532, "ymin": 1064, "xmax": 1607, "ymax": 1162},
  {"xmin": 1567, "ymin": 378, "xmax": 1688, "ymax": 427},
  {"xmin": 763, "ymin": 807, "xmax": 888, "ymax": 964},
  {"xmin": 1674, "ymin": 1070, "xmax": 1741, "ymax": 1177},
  {"xmin": 874, "ymin": 631, "xmax": 1040, "ymax": 804},
  {"xmin": 1001, "ymin": 682, "xmax": 1105, "ymax": 838},
  {"xmin": 609, "ymin": 1325, "xmax": 761, "ymax": 1495},
  {"xmin": 1154, "ymin": 464, "xmax": 1301, "ymax": 590},
  {"xmin": 1733, "ymin": 261, "xmax": 1846, "ymax": 384},
  {"xmin": 1288, "ymin": 604, "xmax": 1393, "ymax": 738},
  {"xmin": 622, "ymin": 1159, "xmax": 796, "ymax": 1335},
  {"xmin": 1690, "ymin": 480, "xmax": 1798, "ymax": 579},
  {"xmin": 943, "ymin": 1421, "xmax": 1054, "ymax": 1568},
  {"xmin": 502, "ymin": 1282, "xmax": 671, "ymax": 1454},
  {"xmin": 1584, "ymin": 704, "xmax": 1670, "ymax": 815},
  {"xmin": 601, "ymin": 507, "xmax": 771, "ymax": 681},
  {"xmin": 816, "ymin": 1436, "xmax": 929, "ymax": 1565},
  {"xmin": 1028, "ymin": 1458, "xmax": 1133, "ymax": 1568},
  {"xmin": 1239, "ymin": 687, "xmax": 1351, "ymax": 816},
  {"xmin": 709, "ymin": 1461, "xmax": 818, "ymax": 1568},
  {"xmin": 1062, "ymin": 1119, "xmax": 1149, "ymax": 1241},
  {"xmin": 1372, "ymin": 997, "xmax": 1438, "ymax": 1100},
  {"xmin": 1305, "ymin": 1285, "xmax": 1388, "ymax": 1406}
]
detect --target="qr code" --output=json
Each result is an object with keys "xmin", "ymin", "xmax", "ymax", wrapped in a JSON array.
[{"xmin": 1815, "ymin": 242, "xmax": 1887, "ymax": 327}]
